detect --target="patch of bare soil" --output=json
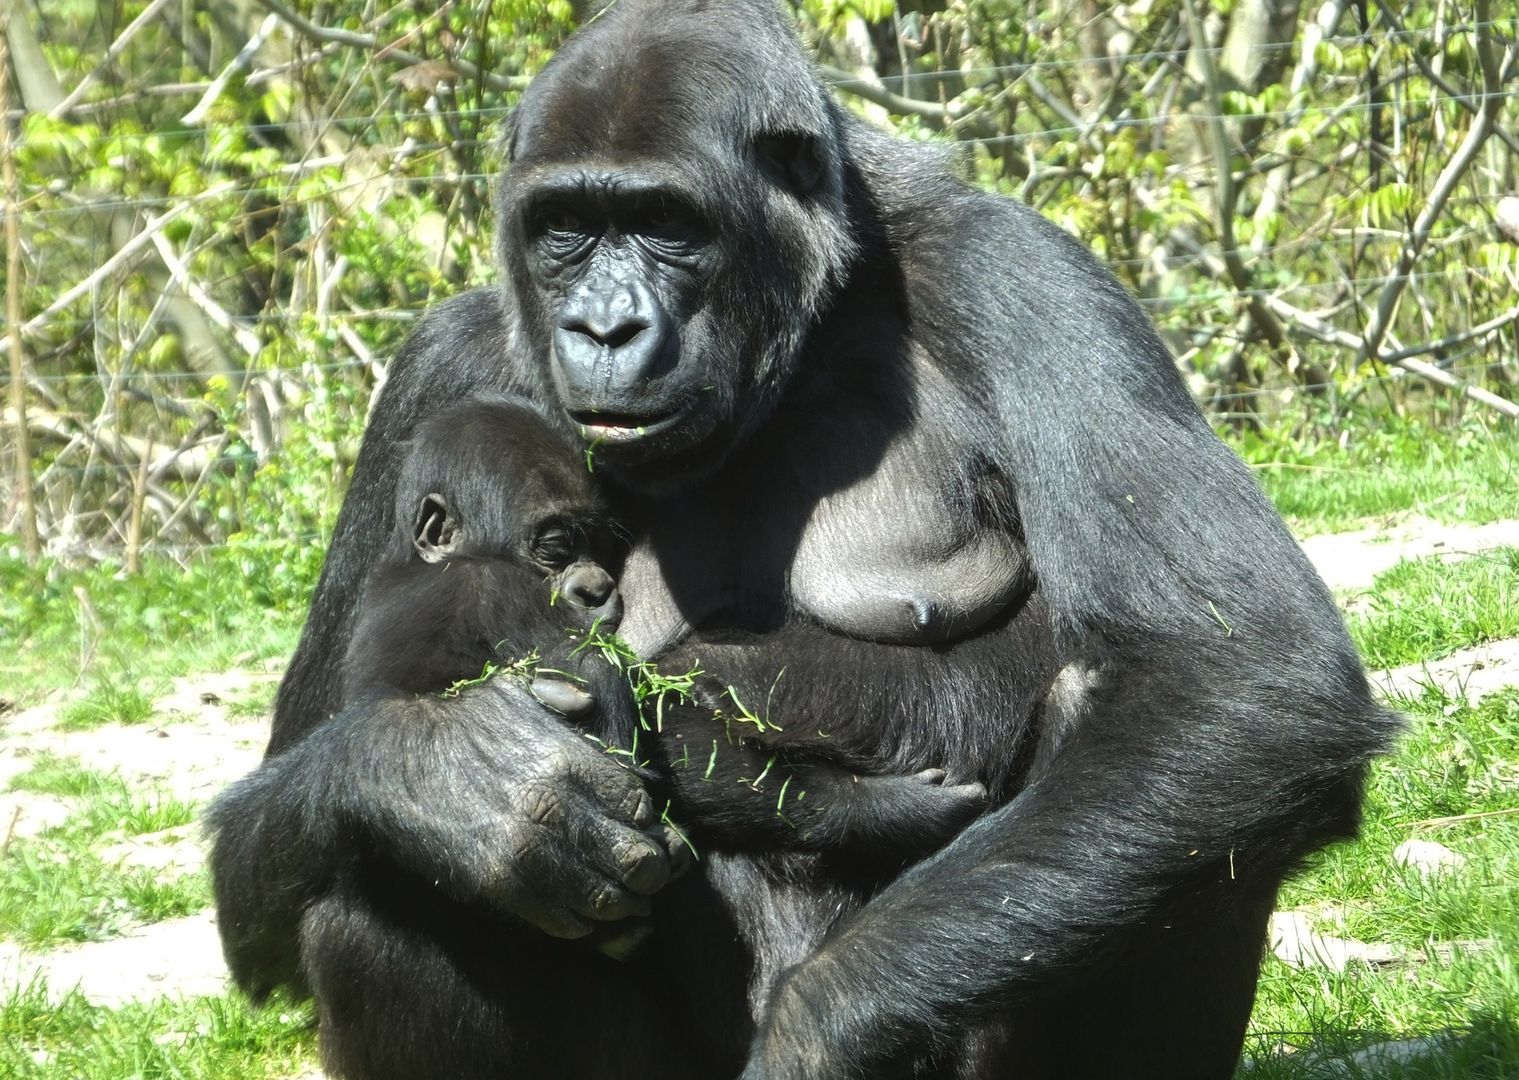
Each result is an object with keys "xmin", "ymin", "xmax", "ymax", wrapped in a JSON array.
[
  {"xmin": 0, "ymin": 670, "xmax": 277, "ymax": 803},
  {"xmin": 0, "ymin": 911, "xmax": 228, "ymax": 1007},
  {"xmin": 0, "ymin": 671, "xmax": 276, "ymax": 1006},
  {"xmin": 1372, "ymin": 638, "xmax": 1519, "ymax": 705},
  {"xmin": 1299, "ymin": 517, "xmax": 1519, "ymax": 593}
]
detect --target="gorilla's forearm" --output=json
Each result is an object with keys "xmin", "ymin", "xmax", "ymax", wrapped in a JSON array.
[
  {"xmin": 212, "ymin": 681, "xmax": 680, "ymax": 999},
  {"xmin": 208, "ymin": 724, "xmax": 345, "ymax": 997},
  {"xmin": 743, "ymin": 647, "xmax": 1399, "ymax": 1077}
]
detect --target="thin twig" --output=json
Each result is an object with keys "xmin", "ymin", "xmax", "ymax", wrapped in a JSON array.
[
  {"xmin": 253, "ymin": 0, "xmax": 530, "ymax": 93},
  {"xmin": 184, "ymin": 13, "xmax": 280, "ymax": 125},
  {"xmin": 19, "ymin": 181, "xmax": 237, "ymax": 339},
  {"xmin": 1, "ymin": 805, "xmax": 22, "ymax": 857},
  {"xmin": 49, "ymin": 0, "xmax": 175, "ymax": 118},
  {"xmin": 150, "ymin": 232, "xmax": 261, "ymax": 357},
  {"xmin": 1404, "ymin": 807, "xmax": 1519, "ymax": 830},
  {"xmin": 1182, "ymin": 0, "xmax": 1311, "ymax": 384},
  {"xmin": 1360, "ymin": 0, "xmax": 1513, "ymax": 363},
  {"xmin": 0, "ymin": 8, "xmax": 39, "ymax": 559}
]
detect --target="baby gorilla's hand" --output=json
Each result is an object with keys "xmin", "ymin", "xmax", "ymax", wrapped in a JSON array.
[{"xmin": 809, "ymin": 767, "xmax": 987, "ymax": 864}]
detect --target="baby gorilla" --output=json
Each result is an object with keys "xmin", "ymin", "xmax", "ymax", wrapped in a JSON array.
[
  {"xmin": 343, "ymin": 394, "xmax": 985, "ymax": 876},
  {"xmin": 341, "ymin": 397, "xmax": 625, "ymax": 708}
]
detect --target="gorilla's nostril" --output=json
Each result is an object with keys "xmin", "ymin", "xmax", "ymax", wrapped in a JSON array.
[
  {"xmin": 600, "ymin": 319, "xmax": 647, "ymax": 350},
  {"xmin": 566, "ymin": 316, "xmax": 648, "ymax": 351},
  {"xmin": 561, "ymin": 564, "xmax": 616, "ymax": 609},
  {"xmin": 568, "ymin": 580, "xmax": 609, "ymax": 606}
]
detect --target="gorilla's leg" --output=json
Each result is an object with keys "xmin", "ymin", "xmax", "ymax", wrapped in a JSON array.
[
  {"xmin": 300, "ymin": 874, "xmax": 708, "ymax": 1080},
  {"xmin": 959, "ymin": 883, "xmax": 1277, "ymax": 1079}
]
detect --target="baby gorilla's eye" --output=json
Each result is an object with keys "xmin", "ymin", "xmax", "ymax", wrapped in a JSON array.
[{"xmin": 532, "ymin": 528, "xmax": 575, "ymax": 569}]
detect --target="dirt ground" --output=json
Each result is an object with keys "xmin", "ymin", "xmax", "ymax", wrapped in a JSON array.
[{"xmin": 1, "ymin": 516, "xmax": 1516, "ymax": 1069}]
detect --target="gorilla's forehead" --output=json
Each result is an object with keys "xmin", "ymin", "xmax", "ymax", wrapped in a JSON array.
[
  {"xmin": 513, "ymin": 2, "xmax": 826, "ymax": 163},
  {"xmin": 516, "ymin": 50, "xmax": 746, "ymax": 163}
]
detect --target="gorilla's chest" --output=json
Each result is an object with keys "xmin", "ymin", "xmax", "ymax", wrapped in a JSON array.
[{"xmin": 615, "ymin": 435, "xmax": 1027, "ymax": 655}]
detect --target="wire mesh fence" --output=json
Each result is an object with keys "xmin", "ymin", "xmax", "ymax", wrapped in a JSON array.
[{"xmin": 3, "ymin": 0, "xmax": 1516, "ymax": 562}]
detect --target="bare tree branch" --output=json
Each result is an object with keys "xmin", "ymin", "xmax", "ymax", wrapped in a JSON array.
[
  {"xmin": 19, "ymin": 182, "xmax": 237, "ymax": 339},
  {"xmin": 50, "ymin": 0, "xmax": 176, "ymax": 118},
  {"xmin": 1359, "ymin": 1, "xmax": 1514, "ymax": 363},
  {"xmin": 252, "ymin": 0, "xmax": 530, "ymax": 93},
  {"xmin": 1, "ymin": 6, "xmax": 39, "ymax": 559}
]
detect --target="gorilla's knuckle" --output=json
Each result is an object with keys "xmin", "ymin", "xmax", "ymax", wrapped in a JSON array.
[
  {"xmin": 616, "ymin": 836, "xmax": 668, "ymax": 894},
  {"xmin": 589, "ymin": 884, "xmax": 631, "ymax": 919},
  {"xmin": 620, "ymin": 786, "xmax": 655, "ymax": 828},
  {"xmin": 538, "ymin": 746, "xmax": 577, "ymax": 781},
  {"xmin": 517, "ymin": 779, "xmax": 565, "ymax": 828}
]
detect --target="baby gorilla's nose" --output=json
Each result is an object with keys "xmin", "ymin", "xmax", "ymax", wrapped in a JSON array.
[
  {"xmin": 558, "ymin": 561, "xmax": 622, "ymax": 628},
  {"xmin": 561, "ymin": 562, "xmax": 614, "ymax": 607}
]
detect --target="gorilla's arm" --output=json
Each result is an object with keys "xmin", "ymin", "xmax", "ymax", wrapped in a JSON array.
[
  {"xmin": 744, "ymin": 645, "xmax": 1389, "ymax": 1076},
  {"xmin": 651, "ymin": 697, "xmax": 986, "ymax": 863},
  {"xmin": 225, "ymin": 291, "xmax": 678, "ymax": 991},
  {"xmin": 741, "ymin": 182, "xmax": 1399, "ymax": 1077},
  {"xmin": 209, "ymin": 679, "xmax": 673, "ymax": 996}
]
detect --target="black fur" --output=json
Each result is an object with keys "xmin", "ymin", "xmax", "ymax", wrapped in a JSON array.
[
  {"xmin": 210, "ymin": 2, "xmax": 1399, "ymax": 1077},
  {"xmin": 343, "ymin": 393, "xmax": 993, "ymax": 885}
]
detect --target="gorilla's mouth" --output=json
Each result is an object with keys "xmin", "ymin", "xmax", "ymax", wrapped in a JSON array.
[{"xmin": 569, "ymin": 405, "xmax": 693, "ymax": 445}]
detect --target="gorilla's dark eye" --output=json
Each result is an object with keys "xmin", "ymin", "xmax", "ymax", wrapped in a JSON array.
[
  {"xmin": 532, "ymin": 204, "xmax": 589, "ymax": 240},
  {"xmin": 532, "ymin": 526, "xmax": 575, "ymax": 569},
  {"xmin": 635, "ymin": 195, "xmax": 701, "ymax": 255}
]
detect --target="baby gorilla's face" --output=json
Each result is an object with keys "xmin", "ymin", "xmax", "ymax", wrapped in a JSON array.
[{"xmin": 529, "ymin": 517, "xmax": 623, "ymax": 633}]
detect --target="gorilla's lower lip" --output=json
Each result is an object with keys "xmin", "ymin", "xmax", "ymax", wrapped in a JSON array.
[{"xmin": 571, "ymin": 406, "xmax": 690, "ymax": 444}]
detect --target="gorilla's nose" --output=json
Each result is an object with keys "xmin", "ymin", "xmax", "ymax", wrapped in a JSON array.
[
  {"xmin": 558, "ymin": 562, "xmax": 622, "ymax": 627},
  {"xmin": 562, "ymin": 562, "xmax": 615, "ymax": 608},
  {"xmin": 554, "ymin": 279, "xmax": 674, "ymax": 400}
]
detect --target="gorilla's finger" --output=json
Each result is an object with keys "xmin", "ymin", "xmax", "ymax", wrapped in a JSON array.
[
  {"xmin": 654, "ymin": 822, "xmax": 695, "ymax": 880},
  {"xmin": 521, "ymin": 834, "xmax": 654, "ymax": 923},
  {"xmin": 564, "ymin": 753, "xmax": 657, "ymax": 829},
  {"xmin": 481, "ymin": 862, "xmax": 597, "ymax": 939},
  {"xmin": 531, "ymin": 675, "xmax": 596, "ymax": 718},
  {"xmin": 521, "ymin": 903, "xmax": 597, "ymax": 940},
  {"xmin": 566, "ymin": 880, "xmax": 654, "ymax": 923},
  {"xmin": 561, "ymin": 801, "xmax": 672, "ymax": 897}
]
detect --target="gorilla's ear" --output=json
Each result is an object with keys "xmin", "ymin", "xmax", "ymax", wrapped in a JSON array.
[
  {"xmin": 755, "ymin": 131, "xmax": 826, "ymax": 195},
  {"xmin": 413, "ymin": 493, "xmax": 459, "ymax": 563}
]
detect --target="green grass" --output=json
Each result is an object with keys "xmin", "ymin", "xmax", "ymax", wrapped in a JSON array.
[
  {"xmin": 1229, "ymin": 410, "xmax": 1517, "ymax": 535},
  {"xmin": 0, "ymin": 552, "xmax": 304, "ymax": 707},
  {"xmin": 56, "ymin": 676, "xmax": 157, "ymax": 731},
  {"xmin": 6, "ymin": 755, "xmax": 118, "ymax": 798},
  {"xmin": 0, "ymin": 984, "xmax": 316, "ymax": 1079},
  {"xmin": 0, "ymin": 835, "xmax": 211, "ymax": 946},
  {"xmin": 8, "ymin": 762, "xmax": 195, "ymax": 843},
  {"xmin": 1, "ymin": 767, "xmax": 206, "ymax": 946},
  {"xmin": 224, "ymin": 683, "xmax": 278, "ymax": 720},
  {"xmin": 1244, "ymin": 688, "xmax": 1519, "ymax": 1075},
  {"xmin": 1348, "ymin": 548, "xmax": 1519, "ymax": 668}
]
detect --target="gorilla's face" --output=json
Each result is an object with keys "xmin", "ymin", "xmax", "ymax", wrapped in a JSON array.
[
  {"xmin": 496, "ymin": 0, "xmax": 857, "ymax": 490},
  {"xmin": 506, "ymin": 157, "xmax": 725, "ymax": 473}
]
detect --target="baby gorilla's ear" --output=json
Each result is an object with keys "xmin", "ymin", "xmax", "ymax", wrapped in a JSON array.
[{"xmin": 412, "ymin": 493, "xmax": 459, "ymax": 563}]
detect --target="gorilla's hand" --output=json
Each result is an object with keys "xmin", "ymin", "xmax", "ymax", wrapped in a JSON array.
[{"xmin": 336, "ymin": 679, "xmax": 684, "ymax": 938}]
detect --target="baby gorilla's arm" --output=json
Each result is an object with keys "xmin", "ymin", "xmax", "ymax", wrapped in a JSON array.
[{"xmin": 648, "ymin": 701, "xmax": 986, "ymax": 865}]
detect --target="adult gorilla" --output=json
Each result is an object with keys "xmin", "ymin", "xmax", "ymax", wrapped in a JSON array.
[{"xmin": 210, "ymin": 1, "xmax": 1397, "ymax": 1077}]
